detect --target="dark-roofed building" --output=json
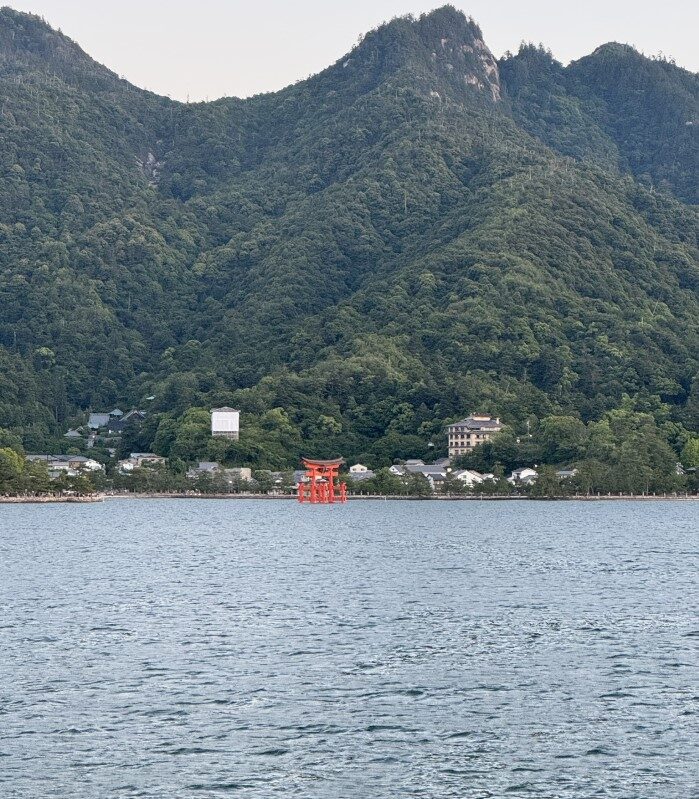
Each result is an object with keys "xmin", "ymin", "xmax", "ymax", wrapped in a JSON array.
[
  {"xmin": 186, "ymin": 461, "xmax": 222, "ymax": 479},
  {"xmin": 447, "ymin": 414, "xmax": 503, "ymax": 459},
  {"xmin": 88, "ymin": 412, "xmax": 110, "ymax": 430},
  {"xmin": 108, "ymin": 410, "xmax": 146, "ymax": 434}
]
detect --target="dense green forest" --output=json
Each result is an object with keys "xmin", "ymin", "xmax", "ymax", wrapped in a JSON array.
[{"xmin": 0, "ymin": 6, "xmax": 697, "ymax": 475}]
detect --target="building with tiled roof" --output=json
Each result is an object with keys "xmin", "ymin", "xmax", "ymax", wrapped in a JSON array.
[{"xmin": 446, "ymin": 414, "xmax": 502, "ymax": 459}]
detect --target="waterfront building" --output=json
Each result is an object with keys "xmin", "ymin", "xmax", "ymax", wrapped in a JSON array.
[
  {"xmin": 348, "ymin": 468, "xmax": 375, "ymax": 482},
  {"xmin": 186, "ymin": 461, "xmax": 221, "ymax": 479},
  {"xmin": 211, "ymin": 407, "xmax": 240, "ymax": 440},
  {"xmin": 25, "ymin": 454, "xmax": 104, "ymax": 478},
  {"xmin": 225, "ymin": 467, "xmax": 252, "ymax": 482},
  {"xmin": 453, "ymin": 469, "xmax": 485, "ymax": 487},
  {"xmin": 508, "ymin": 467, "xmax": 538, "ymax": 485},
  {"xmin": 117, "ymin": 453, "xmax": 166, "ymax": 473},
  {"xmin": 447, "ymin": 414, "xmax": 503, "ymax": 459}
]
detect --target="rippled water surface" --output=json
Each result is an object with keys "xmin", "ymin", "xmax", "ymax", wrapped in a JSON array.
[{"xmin": 1, "ymin": 499, "xmax": 697, "ymax": 797}]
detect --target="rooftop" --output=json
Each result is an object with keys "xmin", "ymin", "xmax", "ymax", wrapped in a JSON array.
[{"xmin": 448, "ymin": 415, "xmax": 502, "ymax": 431}]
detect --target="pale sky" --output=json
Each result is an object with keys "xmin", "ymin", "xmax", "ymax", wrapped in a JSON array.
[{"xmin": 5, "ymin": 1, "xmax": 697, "ymax": 101}]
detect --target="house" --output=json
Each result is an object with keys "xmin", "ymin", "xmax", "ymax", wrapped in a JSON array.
[
  {"xmin": 186, "ymin": 461, "xmax": 221, "ymax": 479},
  {"xmin": 26, "ymin": 455, "xmax": 103, "ymax": 478},
  {"xmin": 64, "ymin": 455, "xmax": 102, "ymax": 471},
  {"xmin": 453, "ymin": 469, "xmax": 485, "ymax": 487},
  {"xmin": 508, "ymin": 467, "xmax": 538, "ymax": 485},
  {"xmin": 408, "ymin": 464, "xmax": 446, "ymax": 478},
  {"xmin": 447, "ymin": 414, "xmax": 503, "ymax": 459},
  {"xmin": 109, "ymin": 409, "xmax": 124, "ymax": 418},
  {"xmin": 224, "ymin": 467, "xmax": 253, "ymax": 482},
  {"xmin": 411, "ymin": 464, "xmax": 448, "ymax": 490},
  {"xmin": 130, "ymin": 453, "xmax": 165, "ymax": 467},
  {"xmin": 118, "ymin": 453, "xmax": 166, "ymax": 473},
  {"xmin": 556, "ymin": 468, "xmax": 578, "ymax": 480},
  {"xmin": 293, "ymin": 470, "xmax": 308, "ymax": 487},
  {"xmin": 211, "ymin": 407, "xmax": 240, "ymax": 440},
  {"xmin": 64, "ymin": 429, "xmax": 83, "ymax": 439},
  {"xmin": 348, "ymin": 469, "xmax": 375, "ymax": 482},
  {"xmin": 122, "ymin": 409, "xmax": 145, "ymax": 422},
  {"xmin": 391, "ymin": 460, "xmax": 426, "ymax": 476},
  {"xmin": 390, "ymin": 461, "xmax": 448, "ymax": 489},
  {"xmin": 349, "ymin": 463, "xmax": 369, "ymax": 474},
  {"xmin": 108, "ymin": 410, "xmax": 146, "ymax": 434}
]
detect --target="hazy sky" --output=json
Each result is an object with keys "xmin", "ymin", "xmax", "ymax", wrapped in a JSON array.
[{"xmin": 6, "ymin": 1, "xmax": 697, "ymax": 101}]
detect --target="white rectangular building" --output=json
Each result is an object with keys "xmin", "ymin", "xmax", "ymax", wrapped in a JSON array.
[{"xmin": 211, "ymin": 407, "xmax": 240, "ymax": 440}]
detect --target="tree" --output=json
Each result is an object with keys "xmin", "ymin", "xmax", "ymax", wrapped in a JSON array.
[
  {"xmin": 680, "ymin": 438, "xmax": 699, "ymax": 469},
  {"xmin": 538, "ymin": 416, "xmax": 587, "ymax": 464},
  {"xmin": 406, "ymin": 473, "xmax": 432, "ymax": 497},
  {"xmin": 528, "ymin": 466, "xmax": 563, "ymax": 497},
  {"xmin": 253, "ymin": 470, "xmax": 275, "ymax": 494},
  {"xmin": 0, "ymin": 428, "xmax": 24, "ymax": 454},
  {"xmin": 0, "ymin": 447, "xmax": 24, "ymax": 492},
  {"xmin": 359, "ymin": 468, "xmax": 404, "ymax": 495},
  {"xmin": 171, "ymin": 408, "xmax": 211, "ymax": 460},
  {"xmin": 20, "ymin": 459, "xmax": 52, "ymax": 493}
]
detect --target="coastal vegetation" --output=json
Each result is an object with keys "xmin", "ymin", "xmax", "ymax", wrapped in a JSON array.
[{"xmin": 2, "ymin": 402, "xmax": 697, "ymax": 497}]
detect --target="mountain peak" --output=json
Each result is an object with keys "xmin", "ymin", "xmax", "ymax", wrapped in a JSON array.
[
  {"xmin": 346, "ymin": 5, "xmax": 501, "ymax": 103},
  {"xmin": 0, "ymin": 6, "xmax": 120, "ymax": 91},
  {"xmin": 416, "ymin": 5, "xmax": 483, "ymax": 38},
  {"xmin": 589, "ymin": 41, "xmax": 639, "ymax": 59},
  {"xmin": 1, "ymin": 7, "xmax": 77, "ymax": 60}
]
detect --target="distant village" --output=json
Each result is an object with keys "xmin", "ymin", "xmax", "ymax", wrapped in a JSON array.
[{"xmin": 22, "ymin": 408, "xmax": 582, "ymax": 495}]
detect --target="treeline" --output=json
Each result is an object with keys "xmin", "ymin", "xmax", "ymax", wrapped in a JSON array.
[
  {"xmin": 0, "ymin": 447, "xmax": 96, "ymax": 495},
  {"xmin": 455, "ymin": 404, "xmax": 699, "ymax": 494},
  {"xmin": 3, "ymin": 393, "xmax": 697, "ymax": 496}
]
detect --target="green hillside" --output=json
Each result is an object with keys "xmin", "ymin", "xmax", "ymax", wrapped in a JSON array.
[
  {"xmin": 0, "ymin": 5, "xmax": 697, "ymax": 468},
  {"xmin": 500, "ymin": 42, "xmax": 698, "ymax": 202}
]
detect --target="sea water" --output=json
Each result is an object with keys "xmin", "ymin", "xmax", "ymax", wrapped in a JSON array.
[{"xmin": 0, "ymin": 499, "xmax": 697, "ymax": 797}]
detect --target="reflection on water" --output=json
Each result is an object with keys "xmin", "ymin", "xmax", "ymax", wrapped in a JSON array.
[{"xmin": 1, "ymin": 499, "xmax": 697, "ymax": 797}]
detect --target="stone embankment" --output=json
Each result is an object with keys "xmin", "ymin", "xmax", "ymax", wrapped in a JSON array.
[
  {"xmin": 0, "ymin": 494, "xmax": 104, "ymax": 503},
  {"xmin": 2, "ymin": 493, "xmax": 696, "ymax": 504}
]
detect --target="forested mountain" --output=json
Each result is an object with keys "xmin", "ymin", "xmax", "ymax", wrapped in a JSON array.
[
  {"xmin": 0, "ymin": 5, "xmax": 697, "ymax": 467},
  {"xmin": 501, "ymin": 42, "xmax": 698, "ymax": 203}
]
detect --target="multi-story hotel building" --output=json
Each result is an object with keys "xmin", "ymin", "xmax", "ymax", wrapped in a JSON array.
[{"xmin": 447, "ymin": 414, "xmax": 502, "ymax": 459}]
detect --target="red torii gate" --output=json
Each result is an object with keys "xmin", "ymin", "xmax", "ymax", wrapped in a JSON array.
[{"xmin": 298, "ymin": 457, "xmax": 347, "ymax": 504}]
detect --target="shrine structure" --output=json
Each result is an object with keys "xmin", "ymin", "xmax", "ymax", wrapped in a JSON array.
[{"xmin": 298, "ymin": 457, "xmax": 347, "ymax": 504}]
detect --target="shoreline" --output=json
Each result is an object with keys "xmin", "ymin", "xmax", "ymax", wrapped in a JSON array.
[
  {"xmin": 2, "ymin": 493, "xmax": 697, "ymax": 504},
  {"xmin": 0, "ymin": 495, "xmax": 104, "ymax": 504},
  {"xmin": 107, "ymin": 493, "xmax": 699, "ymax": 502}
]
